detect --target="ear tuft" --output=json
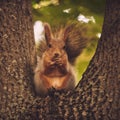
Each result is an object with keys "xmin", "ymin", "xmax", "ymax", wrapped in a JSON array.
[
  {"xmin": 44, "ymin": 23, "xmax": 52, "ymax": 43},
  {"xmin": 63, "ymin": 24, "xmax": 74, "ymax": 42}
]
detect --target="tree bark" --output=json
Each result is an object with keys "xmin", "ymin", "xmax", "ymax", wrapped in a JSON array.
[
  {"xmin": 0, "ymin": 0, "xmax": 36, "ymax": 119},
  {"xmin": 0, "ymin": 0, "xmax": 120, "ymax": 120}
]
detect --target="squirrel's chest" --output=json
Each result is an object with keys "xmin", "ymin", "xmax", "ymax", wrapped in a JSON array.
[
  {"xmin": 44, "ymin": 67, "xmax": 67, "ymax": 77},
  {"xmin": 51, "ymin": 77, "xmax": 64, "ymax": 89},
  {"xmin": 41, "ymin": 74, "xmax": 68, "ymax": 90},
  {"xmin": 42, "ymin": 67, "xmax": 69, "ymax": 89},
  {"xmin": 49, "ymin": 76, "xmax": 68, "ymax": 89}
]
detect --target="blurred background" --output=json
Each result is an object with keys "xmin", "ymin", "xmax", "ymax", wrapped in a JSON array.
[{"xmin": 32, "ymin": 0, "xmax": 105, "ymax": 84}]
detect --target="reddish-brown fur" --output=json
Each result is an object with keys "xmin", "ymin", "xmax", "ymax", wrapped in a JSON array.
[{"xmin": 34, "ymin": 23, "xmax": 76, "ymax": 96}]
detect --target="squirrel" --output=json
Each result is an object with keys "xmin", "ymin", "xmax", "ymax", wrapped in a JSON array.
[{"xmin": 34, "ymin": 22, "xmax": 87, "ymax": 96}]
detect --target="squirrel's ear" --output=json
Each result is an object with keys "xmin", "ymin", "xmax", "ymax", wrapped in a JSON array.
[{"xmin": 44, "ymin": 23, "xmax": 52, "ymax": 43}]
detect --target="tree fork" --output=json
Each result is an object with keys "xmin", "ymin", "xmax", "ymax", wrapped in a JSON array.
[{"xmin": 0, "ymin": 0, "xmax": 120, "ymax": 119}]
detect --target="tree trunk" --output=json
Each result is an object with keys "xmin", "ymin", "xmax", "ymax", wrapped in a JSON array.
[
  {"xmin": 0, "ymin": 0, "xmax": 36, "ymax": 119},
  {"xmin": 0, "ymin": 0, "xmax": 120, "ymax": 120}
]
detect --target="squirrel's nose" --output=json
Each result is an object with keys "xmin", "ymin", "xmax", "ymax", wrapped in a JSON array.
[{"xmin": 54, "ymin": 53, "xmax": 59, "ymax": 58}]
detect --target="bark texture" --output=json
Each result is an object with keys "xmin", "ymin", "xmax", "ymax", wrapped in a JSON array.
[
  {"xmin": 0, "ymin": 0, "xmax": 36, "ymax": 119},
  {"xmin": 0, "ymin": 0, "xmax": 120, "ymax": 120}
]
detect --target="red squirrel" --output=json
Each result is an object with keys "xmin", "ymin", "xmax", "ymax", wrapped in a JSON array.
[{"xmin": 34, "ymin": 23, "xmax": 87, "ymax": 96}]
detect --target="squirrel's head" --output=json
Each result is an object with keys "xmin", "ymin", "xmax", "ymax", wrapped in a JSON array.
[{"xmin": 43, "ymin": 23, "xmax": 68, "ymax": 63}]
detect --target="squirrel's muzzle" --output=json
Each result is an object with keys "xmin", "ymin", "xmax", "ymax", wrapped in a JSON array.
[{"xmin": 54, "ymin": 53, "xmax": 59, "ymax": 58}]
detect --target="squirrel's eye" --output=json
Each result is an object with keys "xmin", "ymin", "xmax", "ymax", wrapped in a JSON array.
[
  {"xmin": 48, "ymin": 44, "xmax": 52, "ymax": 48},
  {"xmin": 63, "ymin": 45, "xmax": 66, "ymax": 49}
]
